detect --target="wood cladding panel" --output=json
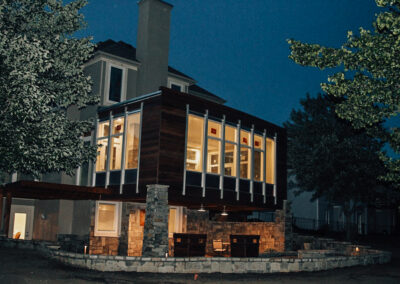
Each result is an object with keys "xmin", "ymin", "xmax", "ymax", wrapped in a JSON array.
[{"xmin": 138, "ymin": 97, "xmax": 162, "ymax": 186}]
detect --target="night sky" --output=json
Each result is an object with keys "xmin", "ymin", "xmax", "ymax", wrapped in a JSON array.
[{"xmin": 76, "ymin": 0, "xmax": 381, "ymax": 126}]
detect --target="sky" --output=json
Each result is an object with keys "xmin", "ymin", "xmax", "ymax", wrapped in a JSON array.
[{"xmin": 76, "ymin": 0, "xmax": 381, "ymax": 127}]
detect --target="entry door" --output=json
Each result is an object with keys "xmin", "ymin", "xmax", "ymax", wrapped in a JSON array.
[{"xmin": 8, "ymin": 205, "xmax": 34, "ymax": 240}]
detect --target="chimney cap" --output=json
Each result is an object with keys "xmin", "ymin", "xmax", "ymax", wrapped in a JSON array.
[{"xmin": 138, "ymin": 0, "xmax": 173, "ymax": 8}]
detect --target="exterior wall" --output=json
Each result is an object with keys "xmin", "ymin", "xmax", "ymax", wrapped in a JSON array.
[
  {"xmin": 71, "ymin": 200, "xmax": 91, "ymax": 236},
  {"xmin": 126, "ymin": 69, "xmax": 138, "ymax": 100},
  {"xmin": 58, "ymin": 200, "xmax": 74, "ymax": 234},
  {"xmin": 186, "ymin": 209, "xmax": 290, "ymax": 255}
]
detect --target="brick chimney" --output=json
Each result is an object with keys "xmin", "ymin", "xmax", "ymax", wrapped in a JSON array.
[{"xmin": 136, "ymin": 0, "xmax": 173, "ymax": 96}]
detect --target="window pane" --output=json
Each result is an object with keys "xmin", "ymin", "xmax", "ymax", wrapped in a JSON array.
[
  {"xmin": 266, "ymin": 138, "xmax": 275, "ymax": 184},
  {"xmin": 168, "ymin": 208, "xmax": 176, "ymax": 237},
  {"xmin": 208, "ymin": 120, "xmax": 221, "ymax": 138},
  {"xmin": 207, "ymin": 139, "xmax": 221, "ymax": 174},
  {"xmin": 225, "ymin": 125, "xmax": 236, "ymax": 142},
  {"xmin": 171, "ymin": 84, "xmax": 182, "ymax": 92},
  {"xmin": 98, "ymin": 204, "xmax": 115, "ymax": 231},
  {"xmin": 224, "ymin": 142, "xmax": 236, "ymax": 176},
  {"xmin": 96, "ymin": 139, "xmax": 108, "ymax": 172},
  {"xmin": 254, "ymin": 151, "xmax": 264, "ymax": 181},
  {"xmin": 240, "ymin": 130, "xmax": 250, "ymax": 145},
  {"xmin": 110, "ymin": 136, "xmax": 123, "ymax": 170},
  {"xmin": 97, "ymin": 121, "xmax": 109, "ymax": 138},
  {"xmin": 125, "ymin": 113, "xmax": 141, "ymax": 169},
  {"xmin": 109, "ymin": 67, "xmax": 122, "ymax": 102},
  {"xmin": 186, "ymin": 115, "xmax": 204, "ymax": 172},
  {"xmin": 254, "ymin": 134, "xmax": 263, "ymax": 149},
  {"xmin": 240, "ymin": 147, "xmax": 251, "ymax": 179},
  {"xmin": 112, "ymin": 117, "xmax": 124, "ymax": 135}
]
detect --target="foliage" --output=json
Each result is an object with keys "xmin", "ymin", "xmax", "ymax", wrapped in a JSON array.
[
  {"xmin": 0, "ymin": 0, "xmax": 98, "ymax": 178},
  {"xmin": 284, "ymin": 94, "xmax": 385, "ymax": 221},
  {"xmin": 288, "ymin": 0, "xmax": 400, "ymax": 186}
]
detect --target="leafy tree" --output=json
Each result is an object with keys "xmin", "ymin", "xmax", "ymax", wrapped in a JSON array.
[
  {"xmin": 0, "ymin": 0, "xmax": 98, "ymax": 178},
  {"xmin": 288, "ymin": 0, "xmax": 400, "ymax": 186},
  {"xmin": 284, "ymin": 94, "xmax": 385, "ymax": 239}
]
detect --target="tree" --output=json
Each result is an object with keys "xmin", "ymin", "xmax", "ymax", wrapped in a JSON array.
[
  {"xmin": 284, "ymin": 94, "xmax": 385, "ymax": 239},
  {"xmin": 0, "ymin": 0, "xmax": 98, "ymax": 179},
  {"xmin": 288, "ymin": 0, "xmax": 400, "ymax": 187}
]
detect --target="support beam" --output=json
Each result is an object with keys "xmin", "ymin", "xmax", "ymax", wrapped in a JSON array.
[{"xmin": 4, "ymin": 191, "xmax": 12, "ymax": 237}]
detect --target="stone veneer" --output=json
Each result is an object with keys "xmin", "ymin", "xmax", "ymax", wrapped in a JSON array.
[
  {"xmin": 0, "ymin": 238, "xmax": 391, "ymax": 274},
  {"xmin": 141, "ymin": 184, "xmax": 169, "ymax": 257},
  {"xmin": 186, "ymin": 207, "xmax": 292, "ymax": 255}
]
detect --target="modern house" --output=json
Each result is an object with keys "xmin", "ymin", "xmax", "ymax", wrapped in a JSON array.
[{"xmin": 0, "ymin": 0, "xmax": 288, "ymax": 257}]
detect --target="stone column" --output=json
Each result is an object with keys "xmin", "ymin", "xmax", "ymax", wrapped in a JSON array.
[
  {"xmin": 142, "ymin": 184, "xmax": 169, "ymax": 257},
  {"xmin": 118, "ymin": 202, "xmax": 129, "ymax": 256},
  {"xmin": 283, "ymin": 200, "xmax": 293, "ymax": 251}
]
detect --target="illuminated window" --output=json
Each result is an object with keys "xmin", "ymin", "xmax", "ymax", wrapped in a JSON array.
[
  {"xmin": 208, "ymin": 120, "xmax": 221, "ymax": 138},
  {"xmin": 186, "ymin": 114, "xmax": 204, "ymax": 172},
  {"xmin": 96, "ymin": 139, "xmax": 108, "ymax": 172},
  {"xmin": 94, "ymin": 201, "xmax": 121, "ymax": 237},
  {"xmin": 125, "ymin": 113, "xmax": 141, "ymax": 169},
  {"xmin": 254, "ymin": 134, "xmax": 264, "ymax": 181},
  {"xmin": 112, "ymin": 117, "xmax": 124, "ymax": 135},
  {"xmin": 240, "ymin": 147, "xmax": 251, "ymax": 179},
  {"xmin": 225, "ymin": 125, "xmax": 237, "ymax": 142},
  {"xmin": 240, "ymin": 130, "xmax": 250, "ymax": 146},
  {"xmin": 168, "ymin": 206, "xmax": 182, "ymax": 238},
  {"xmin": 110, "ymin": 136, "xmax": 123, "ymax": 170},
  {"xmin": 266, "ymin": 138, "xmax": 275, "ymax": 184},
  {"xmin": 224, "ymin": 142, "xmax": 237, "ymax": 176},
  {"xmin": 97, "ymin": 121, "xmax": 109, "ymax": 138},
  {"xmin": 207, "ymin": 138, "xmax": 221, "ymax": 174}
]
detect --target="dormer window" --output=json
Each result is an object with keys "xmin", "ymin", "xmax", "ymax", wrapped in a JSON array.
[
  {"xmin": 109, "ymin": 66, "xmax": 123, "ymax": 102},
  {"xmin": 171, "ymin": 84, "xmax": 182, "ymax": 92}
]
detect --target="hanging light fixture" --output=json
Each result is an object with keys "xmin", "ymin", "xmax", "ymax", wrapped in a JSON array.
[
  {"xmin": 198, "ymin": 204, "xmax": 206, "ymax": 212},
  {"xmin": 221, "ymin": 206, "xmax": 228, "ymax": 216}
]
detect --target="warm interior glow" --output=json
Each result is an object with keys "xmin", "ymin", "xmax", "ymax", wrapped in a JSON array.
[
  {"xmin": 254, "ymin": 150, "xmax": 264, "ymax": 181},
  {"xmin": 168, "ymin": 208, "xmax": 176, "ymax": 237},
  {"xmin": 240, "ymin": 147, "xmax": 251, "ymax": 179},
  {"xmin": 207, "ymin": 138, "xmax": 221, "ymax": 174},
  {"xmin": 208, "ymin": 120, "xmax": 221, "ymax": 138},
  {"xmin": 186, "ymin": 115, "xmax": 204, "ymax": 172},
  {"xmin": 13, "ymin": 213, "xmax": 26, "ymax": 240},
  {"xmin": 96, "ymin": 139, "xmax": 108, "ymax": 172},
  {"xmin": 110, "ymin": 136, "xmax": 123, "ymax": 170},
  {"xmin": 266, "ymin": 138, "xmax": 275, "ymax": 184},
  {"xmin": 97, "ymin": 121, "xmax": 109, "ymax": 138},
  {"xmin": 112, "ymin": 117, "xmax": 124, "ymax": 135},
  {"xmin": 225, "ymin": 125, "xmax": 236, "ymax": 142},
  {"xmin": 224, "ymin": 142, "xmax": 236, "ymax": 176},
  {"xmin": 98, "ymin": 204, "xmax": 115, "ymax": 231},
  {"xmin": 125, "ymin": 113, "xmax": 141, "ymax": 169}
]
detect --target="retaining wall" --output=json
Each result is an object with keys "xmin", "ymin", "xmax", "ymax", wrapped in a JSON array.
[{"xmin": 0, "ymin": 238, "xmax": 391, "ymax": 274}]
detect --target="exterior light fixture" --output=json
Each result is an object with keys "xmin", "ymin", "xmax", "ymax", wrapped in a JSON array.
[
  {"xmin": 221, "ymin": 206, "xmax": 228, "ymax": 216},
  {"xmin": 198, "ymin": 204, "xmax": 206, "ymax": 212}
]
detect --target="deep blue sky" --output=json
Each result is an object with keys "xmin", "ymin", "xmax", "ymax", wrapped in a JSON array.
[{"xmin": 76, "ymin": 0, "xmax": 381, "ymax": 126}]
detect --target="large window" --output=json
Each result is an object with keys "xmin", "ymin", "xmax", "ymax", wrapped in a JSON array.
[
  {"xmin": 125, "ymin": 113, "xmax": 141, "ymax": 169},
  {"xmin": 207, "ymin": 120, "xmax": 222, "ymax": 174},
  {"xmin": 109, "ymin": 66, "xmax": 123, "ymax": 102},
  {"xmin": 186, "ymin": 115, "xmax": 204, "ymax": 172},
  {"xmin": 184, "ymin": 113, "xmax": 277, "ymax": 191},
  {"xmin": 96, "ymin": 111, "xmax": 141, "ymax": 174},
  {"xmin": 94, "ymin": 201, "xmax": 121, "ymax": 237},
  {"xmin": 240, "ymin": 130, "xmax": 251, "ymax": 179},
  {"xmin": 266, "ymin": 138, "xmax": 275, "ymax": 184}
]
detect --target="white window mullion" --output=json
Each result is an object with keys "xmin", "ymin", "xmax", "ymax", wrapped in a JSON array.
[
  {"xmin": 201, "ymin": 110, "xmax": 208, "ymax": 198},
  {"xmin": 219, "ymin": 115, "xmax": 226, "ymax": 199}
]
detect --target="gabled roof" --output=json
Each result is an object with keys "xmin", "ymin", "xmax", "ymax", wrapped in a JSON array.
[{"xmin": 94, "ymin": 39, "xmax": 225, "ymax": 104}]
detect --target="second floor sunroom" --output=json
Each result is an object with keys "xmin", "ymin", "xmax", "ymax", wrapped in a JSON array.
[{"xmin": 93, "ymin": 87, "xmax": 287, "ymax": 211}]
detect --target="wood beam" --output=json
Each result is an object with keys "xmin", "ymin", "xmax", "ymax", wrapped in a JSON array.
[{"xmin": 4, "ymin": 191, "xmax": 12, "ymax": 238}]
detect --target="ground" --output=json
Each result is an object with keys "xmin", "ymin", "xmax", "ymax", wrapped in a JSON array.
[{"xmin": 0, "ymin": 236, "xmax": 399, "ymax": 284}]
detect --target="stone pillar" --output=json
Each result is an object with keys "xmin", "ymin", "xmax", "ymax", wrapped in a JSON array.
[
  {"xmin": 283, "ymin": 200, "xmax": 293, "ymax": 251},
  {"xmin": 142, "ymin": 184, "xmax": 169, "ymax": 257},
  {"xmin": 118, "ymin": 202, "xmax": 129, "ymax": 256}
]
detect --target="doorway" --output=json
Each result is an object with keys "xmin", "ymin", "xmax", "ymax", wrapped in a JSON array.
[{"xmin": 8, "ymin": 205, "xmax": 34, "ymax": 240}]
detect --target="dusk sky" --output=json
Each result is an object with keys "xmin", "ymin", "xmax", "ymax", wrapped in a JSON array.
[{"xmin": 76, "ymin": 0, "xmax": 381, "ymax": 126}]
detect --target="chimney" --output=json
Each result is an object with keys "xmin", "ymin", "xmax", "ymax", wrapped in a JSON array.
[{"xmin": 136, "ymin": 0, "xmax": 173, "ymax": 96}]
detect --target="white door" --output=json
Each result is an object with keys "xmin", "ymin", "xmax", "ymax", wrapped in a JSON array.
[{"xmin": 8, "ymin": 205, "xmax": 34, "ymax": 240}]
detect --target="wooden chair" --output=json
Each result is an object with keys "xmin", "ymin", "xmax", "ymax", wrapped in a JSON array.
[{"xmin": 212, "ymin": 240, "xmax": 227, "ymax": 256}]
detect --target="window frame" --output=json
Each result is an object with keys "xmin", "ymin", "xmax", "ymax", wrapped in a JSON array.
[
  {"xmin": 94, "ymin": 201, "xmax": 122, "ymax": 237},
  {"xmin": 104, "ymin": 63, "xmax": 127, "ymax": 105}
]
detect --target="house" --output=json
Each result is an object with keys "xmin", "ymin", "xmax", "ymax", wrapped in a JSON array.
[{"xmin": 0, "ymin": 0, "xmax": 288, "ymax": 257}]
